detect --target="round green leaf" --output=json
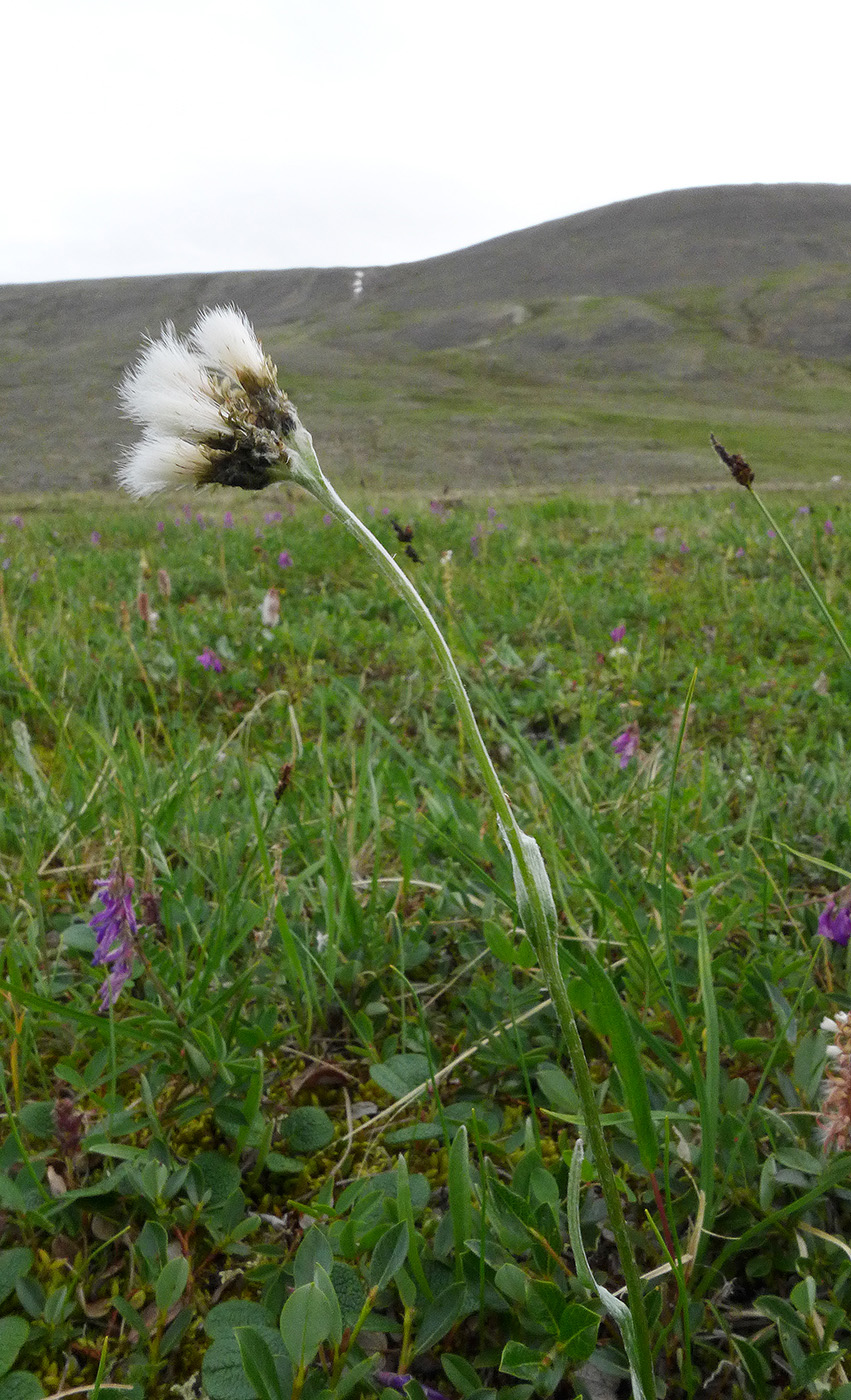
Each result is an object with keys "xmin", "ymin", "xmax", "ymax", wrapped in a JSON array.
[
  {"xmin": 281, "ymin": 1107, "xmax": 334, "ymax": 1153},
  {"xmin": 192, "ymin": 1152, "xmax": 242, "ymax": 1205},
  {"xmin": 370, "ymin": 1054, "xmax": 430, "ymax": 1099},
  {"xmin": 0, "ymin": 1319, "xmax": 29, "ymax": 1381},
  {"xmin": 205, "ymin": 1299, "xmax": 275, "ymax": 1338},
  {"xmin": 0, "ymin": 1374, "xmax": 46, "ymax": 1400},
  {"xmin": 0, "ymin": 1253, "xmax": 33, "ymax": 1310},
  {"xmin": 203, "ymin": 1325, "xmax": 288, "ymax": 1400}
]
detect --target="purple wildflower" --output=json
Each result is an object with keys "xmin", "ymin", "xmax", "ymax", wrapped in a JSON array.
[
  {"xmin": 767, "ymin": 528, "xmax": 776, "ymax": 539},
  {"xmin": 612, "ymin": 723, "xmax": 639, "ymax": 769},
  {"xmin": 381, "ymin": 507, "xmax": 390, "ymax": 516},
  {"xmin": 196, "ymin": 513, "xmax": 206, "ymax": 528},
  {"xmin": 156, "ymin": 520, "xmax": 165, "ymax": 533},
  {"xmin": 610, "ymin": 625, "xmax": 626, "ymax": 644},
  {"xmin": 197, "ymin": 647, "xmax": 223, "ymax": 673},
  {"xmin": 653, "ymin": 526, "xmax": 667, "ymax": 543},
  {"xmin": 366, "ymin": 505, "xmax": 376, "ymax": 517},
  {"xmin": 825, "ymin": 519, "xmax": 835, "ymax": 535},
  {"xmin": 90, "ymin": 530, "xmax": 101, "ymax": 546},
  {"xmin": 487, "ymin": 506, "xmax": 497, "ymax": 520},
  {"xmin": 429, "ymin": 500, "xmax": 445, "ymax": 517},
  {"xmin": 30, "ymin": 570, "xmax": 39, "ymax": 583},
  {"xmin": 679, "ymin": 541, "xmax": 690, "ymax": 554},
  {"xmin": 12, "ymin": 515, "xmax": 23, "ymax": 528},
  {"xmin": 323, "ymin": 513, "xmax": 334, "ymax": 526},
  {"xmin": 90, "ymin": 862, "xmax": 138, "ymax": 1011},
  {"xmin": 797, "ymin": 505, "xmax": 811, "ymax": 516},
  {"xmin": 1, "ymin": 559, "xmax": 9, "ymax": 571},
  {"xmin": 278, "ymin": 550, "xmax": 293, "ymax": 568},
  {"xmin": 818, "ymin": 898, "xmax": 851, "ymax": 948},
  {"xmin": 373, "ymin": 1374, "xmax": 448, "ymax": 1400},
  {"xmin": 265, "ymin": 510, "xmax": 283, "ymax": 524},
  {"xmin": 470, "ymin": 534, "xmax": 480, "ymax": 558},
  {"xmin": 223, "ymin": 511, "xmax": 234, "ymax": 528},
  {"xmin": 182, "ymin": 503, "xmax": 193, "ymax": 520}
]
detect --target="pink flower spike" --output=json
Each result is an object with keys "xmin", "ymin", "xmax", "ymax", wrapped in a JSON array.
[
  {"xmin": 90, "ymin": 531, "xmax": 101, "ymax": 545},
  {"xmin": 610, "ymin": 625, "xmax": 626, "ymax": 644},
  {"xmin": 278, "ymin": 550, "xmax": 293, "ymax": 568},
  {"xmin": 825, "ymin": 519, "xmax": 835, "ymax": 535}
]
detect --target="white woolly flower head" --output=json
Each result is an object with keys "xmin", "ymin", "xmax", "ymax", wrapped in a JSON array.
[
  {"xmin": 119, "ymin": 324, "xmax": 226, "ymax": 438},
  {"xmin": 117, "ymin": 435, "xmax": 210, "ymax": 498},
  {"xmin": 117, "ymin": 307, "xmax": 327, "ymax": 499},
  {"xmin": 190, "ymin": 305, "xmax": 271, "ymax": 387}
]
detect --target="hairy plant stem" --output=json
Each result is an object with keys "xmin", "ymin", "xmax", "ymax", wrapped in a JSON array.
[{"xmin": 291, "ymin": 449, "xmax": 654, "ymax": 1400}]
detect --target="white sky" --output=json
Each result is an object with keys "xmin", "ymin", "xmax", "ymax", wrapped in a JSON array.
[{"xmin": 3, "ymin": 0, "xmax": 848, "ymax": 286}]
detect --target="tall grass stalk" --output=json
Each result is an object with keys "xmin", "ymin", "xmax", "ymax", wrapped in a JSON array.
[
  {"xmin": 287, "ymin": 447, "xmax": 656, "ymax": 1398},
  {"xmin": 710, "ymin": 432, "xmax": 851, "ymax": 664}
]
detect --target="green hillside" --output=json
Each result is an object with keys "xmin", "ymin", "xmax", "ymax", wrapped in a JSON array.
[{"xmin": 2, "ymin": 183, "xmax": 851, "ymax": 494}]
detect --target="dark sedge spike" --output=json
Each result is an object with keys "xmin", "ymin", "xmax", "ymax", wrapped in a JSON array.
[{"xmin": 710, "ymin": 432, "xmax": 754, "ymax": 489}]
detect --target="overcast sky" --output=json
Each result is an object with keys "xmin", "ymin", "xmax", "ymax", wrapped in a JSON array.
[{"xmin": 3, "ymin": 0, "xmax": 848, "ymax": 286}]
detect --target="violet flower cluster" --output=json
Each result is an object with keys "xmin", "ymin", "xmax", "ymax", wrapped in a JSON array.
[
  {"xmin": 612, "ymin": 722, "xmax": 639, "ymax": 769},
  {"xmin": 817, "ymin": 896, "xmax": 851, "ymax": 947},
  {"xmin": 90, "ymin": 862, "xmax": 138, "ymax": 1010}
]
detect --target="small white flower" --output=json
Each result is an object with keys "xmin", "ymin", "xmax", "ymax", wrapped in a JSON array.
[
  {"xmin": 260, "ymin": 588, "xmax": 280, "ymax": 626},
  {"xmin": 315, "ymin": 931, "xmax": 329, "ymax": 954},
  {"xmin": 117, "ymin": 435, "xmax": 210, "ymax": 498},
  {"xmin": 831, "ymin": 474, "xmax": 842, "ymax": 484},
  {"xmin": 190, "ymin": 305, "xmax": 270, "ymax": 384},
  {"xmin": 813, "ymin": 671, "xmax": 829, "ymax": 696},
  {"xmin": 837, "ymin": 1011, "xmax": 849, "ymax": 1026},
  {"xmin": 822, "ymin": 1016, "xmax": 839, "ymax": 1033},
  {"xmin": 826, "ymin": 1044, "xmax": 844, "ymax": 1059}
]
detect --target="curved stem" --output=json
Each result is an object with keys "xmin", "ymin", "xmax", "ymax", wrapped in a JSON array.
[{"xmin": 291, "ymin": 451, "xmax": 654, "ymax": 1399}]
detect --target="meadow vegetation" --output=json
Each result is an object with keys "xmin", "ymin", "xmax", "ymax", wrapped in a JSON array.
[{"xmin": 2, "ymin": 479, "xmax": 851, "ymax": 1399}]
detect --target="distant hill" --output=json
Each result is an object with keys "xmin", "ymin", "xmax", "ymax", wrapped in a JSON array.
[{"xmin": 3, "ymin": 183, "xmax": 851, "ymax": 494}]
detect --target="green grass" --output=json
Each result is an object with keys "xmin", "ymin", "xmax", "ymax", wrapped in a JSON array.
[{"xmin": 2, "ymin": 483, "xmax": 851, "ymax": 1399}]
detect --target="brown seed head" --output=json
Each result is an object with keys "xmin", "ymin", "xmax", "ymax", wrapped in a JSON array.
[{"xmin": 710, "ymin": 433, "xmax": 754, "ymax": 489}]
